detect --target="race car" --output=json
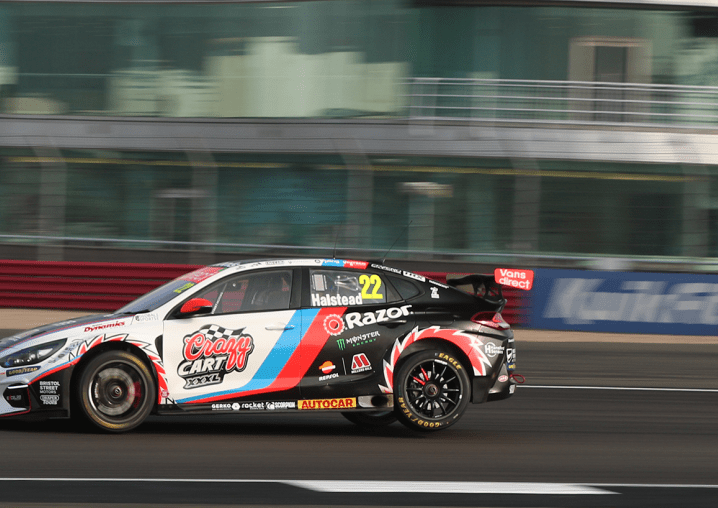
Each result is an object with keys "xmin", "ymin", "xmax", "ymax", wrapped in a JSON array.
[{"xmin": 0, "ymin": 259, "xmax": 532, "ymax": 432}]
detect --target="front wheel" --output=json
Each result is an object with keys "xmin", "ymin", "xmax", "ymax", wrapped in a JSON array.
[
  {"xmin": 394, "ymin": 349, "xmax": 471, "ymax": 431},
  {"xmin": 77, "ymin": 350, "xmax": 156, "ymax": 432}
]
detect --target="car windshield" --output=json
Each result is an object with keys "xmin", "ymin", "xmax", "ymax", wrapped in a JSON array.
[{"xmin": 116, "ymin": 266, "xmax": 226, "ymax": 314}]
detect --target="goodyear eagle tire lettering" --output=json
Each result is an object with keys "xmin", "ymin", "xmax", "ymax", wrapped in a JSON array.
[{"xmin": 394, "ymin": 350, "xmax": 471, "ymax": 432}]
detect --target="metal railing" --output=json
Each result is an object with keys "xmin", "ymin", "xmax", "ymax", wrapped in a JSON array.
[
  {"xmin": 2, "ymin": 233, "xmax": 718, "ymax": 274},
  {"xmin": 405, "ymin": 78, "xmax": 718, "ymax": 128}
]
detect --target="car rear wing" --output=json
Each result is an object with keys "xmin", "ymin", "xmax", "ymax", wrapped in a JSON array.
[
  {"xmin": 447, "ymin": 268, "xmax": 534, "ymax": 310},
  {"xmin": 446, "ymin": 273, "xmax": 506, "ymax": 310}
]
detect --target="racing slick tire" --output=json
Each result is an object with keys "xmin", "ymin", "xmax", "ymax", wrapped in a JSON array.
[
  {"xmin": 341, "ymin": 410, "xmax": 397, "ymax": 428},
  {"xmin": 394, "ymin": 349, "xmax": 471, "ymax": 432},
  {"xmin": 76, "ymin": 350, "xmax": 156, "ymax": 432}
]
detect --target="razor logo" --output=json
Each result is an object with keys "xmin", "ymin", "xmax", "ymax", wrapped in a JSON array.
[{"xmin": 344, "ymin": 305, "xmax": 412, "ymax": 330}]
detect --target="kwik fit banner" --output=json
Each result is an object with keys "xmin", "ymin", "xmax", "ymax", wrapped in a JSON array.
[{"xmin": 529, "ymin": 268, "xmax": 718, "ymax": 335}]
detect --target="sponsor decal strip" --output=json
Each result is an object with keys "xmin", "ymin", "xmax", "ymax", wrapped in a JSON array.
[
  {"xmin": 178, "ymin": 308, "xmax": 341, "ymax": 404},
  {"xmin": 176, "ymin": 310, "xmax": 307, "ymax": 403}
]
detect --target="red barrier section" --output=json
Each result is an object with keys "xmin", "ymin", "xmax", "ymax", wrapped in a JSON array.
[
  {"xmin": 0, "ymin": 261, "xmax": 525, "ymax": 324},
  {"xmin": 0, "ymin": 260, "xmax": 198, "ymax": 311}
]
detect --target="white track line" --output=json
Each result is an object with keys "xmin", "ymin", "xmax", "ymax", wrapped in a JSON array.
[
  {"xmin": 1, "ymin": 479, "xmax": 717, "ymax": 493},
  {"xmin": 288, "ymin": 480, "xmax": 615, "ymax": 494},
  {"xmin": 522, "ymin": 385, "xmax": 718, "ymax": 393},
  {"xmin": 0, "ymin": 478, "xmax": 613, "ymax": 495}
]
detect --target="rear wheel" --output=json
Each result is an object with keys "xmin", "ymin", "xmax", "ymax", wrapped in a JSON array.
[
  {"xmin": 394, "ymin": 349, "xmax": 471, "ymax": 431},
  {"xmin": 77, "ymin": 350, "xmax": 155, "ymax": 432},
  {"xmin": 341, "ymin": 410, "xmax": 397, "ymax": 428}
]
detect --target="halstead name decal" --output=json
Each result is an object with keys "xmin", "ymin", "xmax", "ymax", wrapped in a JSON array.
[
  {"xmin": 312, "ymin": 294, "xmax": 363, "ymax": 307},
  {"xmin": 178, "ymin": 324, "xmax": 254, "ymax": 389}
]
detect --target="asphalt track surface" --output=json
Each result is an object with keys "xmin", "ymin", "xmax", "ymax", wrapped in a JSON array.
[{"xmin": 0, "ymin": 333, "xmax": 717, "ymax": 507}]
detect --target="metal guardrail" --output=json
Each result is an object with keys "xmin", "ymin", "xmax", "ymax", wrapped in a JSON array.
[
  {"xmin": 2, "ymin": 233, "xmax": 718, "ymax": 274},
  {"xmin": 405, "ymin": 78, "xmax": 718, "ymax": 127}
]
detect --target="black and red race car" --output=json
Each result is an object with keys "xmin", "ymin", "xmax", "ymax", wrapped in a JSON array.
[{"xmin": 0, "ymin": 259, "xmax": 532, "ymax": 432}]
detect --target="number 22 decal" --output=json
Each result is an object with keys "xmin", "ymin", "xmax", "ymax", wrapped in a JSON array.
[{"xmin": 359, "ymin": 274, "xmax": 384, "ymax": 300}]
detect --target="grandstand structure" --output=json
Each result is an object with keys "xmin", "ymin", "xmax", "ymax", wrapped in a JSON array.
[{"xmin": 2, "ymin": 0, "xmax": 718, "ymax": 270}]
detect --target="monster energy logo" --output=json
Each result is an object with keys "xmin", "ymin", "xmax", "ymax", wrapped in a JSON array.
[{"xmin": 337, "ymin": 331, "xmax": 380, "ymax": 350}]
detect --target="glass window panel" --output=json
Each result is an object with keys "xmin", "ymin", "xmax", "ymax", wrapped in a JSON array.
[{"xmin": 310, "ymin": 269, "xmax": 386, "ymax": 307}]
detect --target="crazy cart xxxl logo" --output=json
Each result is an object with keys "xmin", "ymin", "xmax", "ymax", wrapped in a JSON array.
[{"xmin": 178, "ymin": 324, "xmax": 254, "ymax": 389}]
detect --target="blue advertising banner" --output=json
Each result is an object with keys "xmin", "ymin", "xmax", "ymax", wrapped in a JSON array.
[{"xmin": 528, "ymin": 268, "xmax": 718, "ymax": 335}]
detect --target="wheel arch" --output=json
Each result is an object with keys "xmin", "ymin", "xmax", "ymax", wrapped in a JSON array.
[
  {"xmin": 69, "ymin": 339, "xmax": 160, "ymax": 414},
  {"xmin": 398, "ymin": 337, "xmax": 474, "ymax": 380}
]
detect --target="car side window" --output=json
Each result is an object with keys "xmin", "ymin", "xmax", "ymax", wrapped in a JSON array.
[
  {"xmin": 388, "ymin": 276, "xmax": 421, "ymax": 300},
  {"xmin": 309, "ymin": 270, "xmax": 387, "ymax": 306},
  {"xmin": 196, "ymin": 270, "xmax": 292, "ymax": 314}
]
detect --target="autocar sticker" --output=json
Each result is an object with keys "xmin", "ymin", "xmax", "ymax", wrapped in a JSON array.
[
  {"xmin": 378, "ymin": 327, "xmax": 492, "ymax": 394},
  {"xmin": 298, "ymin": 397, "xmax": 356, "ymax": 410}
]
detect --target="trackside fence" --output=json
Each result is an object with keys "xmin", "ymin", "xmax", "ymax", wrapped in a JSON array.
[{"xmin": 0, "ymin": 261, "xmax": 528, "ymax": 325}]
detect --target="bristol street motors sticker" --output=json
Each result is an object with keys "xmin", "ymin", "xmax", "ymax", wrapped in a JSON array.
[
  {"xmin": 298, "ymin": 397, "xmax": 356, "ymax": 410},
  {"xmin": 494, "ymin": 268, "xmax": 534, "ymax": 290}
]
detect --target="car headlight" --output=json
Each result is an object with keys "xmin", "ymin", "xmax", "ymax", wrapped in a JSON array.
[{"xmin": 0, "ymin": 339, "xmax": 67, "ymax": 368}]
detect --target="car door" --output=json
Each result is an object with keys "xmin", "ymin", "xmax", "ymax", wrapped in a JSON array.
[
  {"xmin": 162, "ymin": 268, "xmax": 302, "ymax": 406},
  {"xmin": 298, "ymin": 267, "xmax": 415, "ymax": 401}
]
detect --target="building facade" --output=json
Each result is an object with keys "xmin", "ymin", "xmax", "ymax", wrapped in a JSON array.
[{"xmin": 2, "ymin": 0, "xmax": 718, "ymax": 268}]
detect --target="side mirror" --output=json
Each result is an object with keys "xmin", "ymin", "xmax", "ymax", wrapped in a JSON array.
[{"xmin": 179, "ymin": 298, "xmax": 213, "ymax": 316}]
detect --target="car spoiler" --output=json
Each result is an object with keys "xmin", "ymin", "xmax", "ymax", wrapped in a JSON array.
[
  {"xmin": 447, "ymin": 268, "xmax": 534, "ymax": 309},
  {"xmin": 446, "ymin": 273, "xmax": 506, "ymax": 310}
]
